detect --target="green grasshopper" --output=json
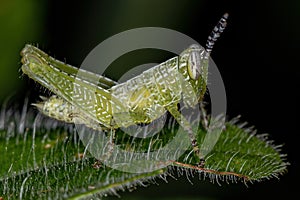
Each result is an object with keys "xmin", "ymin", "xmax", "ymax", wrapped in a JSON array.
[{"xmin": 21, "ymin": 13, "xmax": 228, "ymax": 166}]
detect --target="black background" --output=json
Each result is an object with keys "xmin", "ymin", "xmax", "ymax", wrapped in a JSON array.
[{"xmin": 2, "ymin": 0, "xmax": 299, "ymax": 199}]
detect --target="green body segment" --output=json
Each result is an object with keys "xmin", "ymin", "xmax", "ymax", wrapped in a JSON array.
[{"xmin": 21, "ymin": 44, "xmax": 209, "ymax": 130}]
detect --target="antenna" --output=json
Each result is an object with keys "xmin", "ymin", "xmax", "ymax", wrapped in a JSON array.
[{"xmin": 205, "ymin": 13, "xmax": 229, "ymax": 54}]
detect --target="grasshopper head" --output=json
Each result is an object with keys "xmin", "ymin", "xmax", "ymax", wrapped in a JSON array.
[
  {"xmin": 183, "ymin": 13, "xmax": 228, "ymax": 102},
  {"xmin": 178, "ymin": 44, "xmax": 209, "ymax": 105},
  {"xmin": 186, "ymin": 44, "xmax": 209, "ymax": 81},
  {"xmin": 183, "ymin": 44, "xmax": 209, "ymax": 101}
]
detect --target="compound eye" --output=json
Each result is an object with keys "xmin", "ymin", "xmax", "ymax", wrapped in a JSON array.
[{"xmin": 187, "ymin": 51, "xmax": 201, "ymax": 80}]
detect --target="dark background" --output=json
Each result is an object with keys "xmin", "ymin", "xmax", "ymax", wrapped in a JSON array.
[{"xmin": 0, "ymin": 0, "xmax": 299, "ymax": 199}]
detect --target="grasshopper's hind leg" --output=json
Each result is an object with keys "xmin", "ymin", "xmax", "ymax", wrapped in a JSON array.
[{"xmin": 166, "ymin": 105, "xmax": 205, "ymax": 167}]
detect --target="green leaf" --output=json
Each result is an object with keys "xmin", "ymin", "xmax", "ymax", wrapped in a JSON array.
[{"xmin": 0, "ymin": 102, "xmax": 288, "ymax": 199}]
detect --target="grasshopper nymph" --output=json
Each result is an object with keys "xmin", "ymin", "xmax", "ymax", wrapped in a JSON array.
[{"xmin": 21, "ymin": 13, "xmax": 228, "ymax": 166}]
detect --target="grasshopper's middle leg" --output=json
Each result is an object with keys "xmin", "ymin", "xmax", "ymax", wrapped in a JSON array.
[
  {"xmin": 166, "ymin": 104, "xmax": 205, "ymax": 167},
  {"xmin": 100, "ymin": 128, "xmax": 115, "ymax": 162}
]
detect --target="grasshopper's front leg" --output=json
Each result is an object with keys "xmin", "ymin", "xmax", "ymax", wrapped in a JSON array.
[{"xmin": 166, "ymin": 104, "xmax": 205, "ymax": 167}]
